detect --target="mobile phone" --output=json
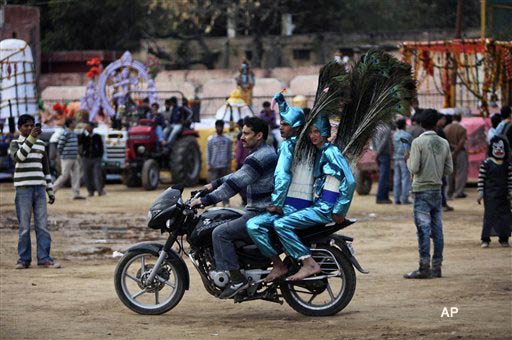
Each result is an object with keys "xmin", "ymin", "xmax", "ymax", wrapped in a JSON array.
[{"xmin": 35, "ymin": 123, "xmax": 41, "ymax": 128}]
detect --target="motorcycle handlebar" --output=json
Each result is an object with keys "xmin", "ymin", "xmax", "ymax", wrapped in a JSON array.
[{"xmin": 191, "ymin": 189, "xmax": 208, "ymax": 199}]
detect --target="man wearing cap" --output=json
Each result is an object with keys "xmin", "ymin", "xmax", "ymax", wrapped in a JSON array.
[
  {"xmin": 264, "ymin": 113, "xmax": 356, "ymax": 281},
  {"xmin": 247, "ymin": 92, "xmax": 306, "ymax": 282},
  {"xmin": 79, "ymin": 121, "xmax": 105, "ymax": 196}
]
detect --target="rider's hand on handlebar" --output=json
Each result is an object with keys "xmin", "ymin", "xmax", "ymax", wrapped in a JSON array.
[
  {"xmin": 204, "ymin": 183, "xmax": 213, "ymax": 192},
  {"xmin": 332, "ymin": 214, "xmax": 345, "ymax": 225},
  {"xmin": 190, "ymin": 198, "xmax": 203, "ymax": 208}
]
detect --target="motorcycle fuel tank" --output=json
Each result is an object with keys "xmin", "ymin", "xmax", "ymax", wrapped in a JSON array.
[{"xmin": 188, "ymin": 208, "xmax": 243, "ymax": 246}]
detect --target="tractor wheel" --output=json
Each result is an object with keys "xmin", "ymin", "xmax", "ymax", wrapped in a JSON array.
[
  {"xmin": 122, "ymin": 168, "xmax": 141, "ymax": 188},
  {"xmin": 170, "ymin": 136, "xmax": 201, "ymax": 187},
  {"xmin": 355, "ymin": 170, "xmax": 372, "ymax": 195},
  {"xmin": 141, "ymin": 159, "xmax": 160, "ymax": 190}
]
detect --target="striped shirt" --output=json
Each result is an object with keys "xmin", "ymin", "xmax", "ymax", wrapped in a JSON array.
[
  {"xmin": 9, "ymin": 135, "xmax": 53, "ymax": 190},
  {"xmin": 206, "ymin": 134, "xmax": 232, "ymax": 169},
  {"xmin": 477, "ymin": 158, "xmax": 512, "ymax": 194},
  {"xmin": 202, "ymin": 143, "xmax": 277, "ymax": 210},
  {"xmin": 58, "ymin": 128, "xmax": 79, "ymax": 159}
]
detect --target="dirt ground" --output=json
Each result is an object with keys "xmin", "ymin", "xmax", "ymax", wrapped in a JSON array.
[{"xmin": 0, "ymin": 182, "xmax": 510, "ymax": 339}]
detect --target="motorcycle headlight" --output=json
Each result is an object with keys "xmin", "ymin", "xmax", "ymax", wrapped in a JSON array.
[{"xmin": 137, "ymin": 145, "xmax": 146, "ymax": 155}]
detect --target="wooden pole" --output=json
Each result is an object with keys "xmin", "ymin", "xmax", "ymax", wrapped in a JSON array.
[{"xmin": 481, "ymin": 0, "xmax": 486, "ymax": 39}]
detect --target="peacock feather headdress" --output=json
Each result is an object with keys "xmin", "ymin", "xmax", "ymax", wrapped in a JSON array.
[{"xmin": 294, "ymin": 50, "xmax": 416, "ymax": 165}]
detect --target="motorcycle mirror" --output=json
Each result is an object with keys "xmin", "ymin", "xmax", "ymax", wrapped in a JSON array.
[{"xmin": 172, "ymin": 184, "xmax": 184, "ymax": 193}]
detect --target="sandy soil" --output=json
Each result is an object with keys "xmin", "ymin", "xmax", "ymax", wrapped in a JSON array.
[{"xmin": 0, "ymin": 183, "xmax": 510, "ymax": 339}]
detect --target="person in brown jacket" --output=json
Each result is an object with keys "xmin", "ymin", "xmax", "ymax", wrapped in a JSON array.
[{"xmin": 444, "ymin": 113, "xmax": 468, "ymax": 198}]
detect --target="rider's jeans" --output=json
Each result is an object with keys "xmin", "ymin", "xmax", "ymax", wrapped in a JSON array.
[
  {"xmin": 212, "ymin": 210, "xmax": 259, "ymax": 271},
  {"xmin": 15, "ymin": 186, "xmax": 53, "ymax": 265},
  {"xmin": 413, "ymin": 190, "xmax": 443, "ymax": 264}
]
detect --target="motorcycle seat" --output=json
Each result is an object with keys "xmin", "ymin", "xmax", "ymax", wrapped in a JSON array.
[
  {"xmin": 296, "ymin": 218, "xmax": 356, "ymax": 243},
  {"xmin": 234, "ymin": 219, "xmax": 356, "ymax": 251}
]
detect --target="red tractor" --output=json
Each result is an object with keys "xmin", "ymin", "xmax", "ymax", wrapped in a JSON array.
[{"xmin": 122, "ymin": 119, "xmax": 202, "ymax": 190}]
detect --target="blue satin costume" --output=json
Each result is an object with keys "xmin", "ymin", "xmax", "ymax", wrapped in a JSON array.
[
  {"xmin": 246, "ymin": 92, "xmax": 306, "ymax": 258},
  {"xmin": 249, "ymin": 113, "xmax": 356, "ymax": 260}
]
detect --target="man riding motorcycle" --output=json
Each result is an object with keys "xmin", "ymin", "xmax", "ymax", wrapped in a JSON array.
[{"xmin": 190, "ymin": 117, "xmax": 277, "ymax": 298}]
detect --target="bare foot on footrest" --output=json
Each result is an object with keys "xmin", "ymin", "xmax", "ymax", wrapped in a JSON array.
[
  {"xmin": 264, "ymin": 264, "xmax": 288, "ymax": 282},
  {"xmin": 287, "ymin": 260, "xmax": 321, "ymax": 281}
]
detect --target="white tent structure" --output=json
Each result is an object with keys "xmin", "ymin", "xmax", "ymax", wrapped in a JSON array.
[
  {"xmin": 215, "ymin": 88, "xmax": 254, "ymax": 124},
  {"xmin": 0, "ymin": 39, "xmax": 37, "ymax": 121}
]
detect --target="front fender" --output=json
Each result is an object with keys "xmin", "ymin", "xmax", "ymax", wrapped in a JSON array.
[{"xmin": 127, "ymin": 242, "xmax": 190, "ymax": 290}]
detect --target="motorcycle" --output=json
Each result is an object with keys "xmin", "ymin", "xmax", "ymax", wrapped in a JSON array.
[{"xmin": 114, "ymin": 185, "xmax": 368, "ymax": 316}]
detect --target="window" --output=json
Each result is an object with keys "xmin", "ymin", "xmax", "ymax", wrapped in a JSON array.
[{"xmin": 293, "ymin": 49, "xmax": 310, "ymax": 60}]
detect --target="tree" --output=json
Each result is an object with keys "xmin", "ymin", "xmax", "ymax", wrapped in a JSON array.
[{"xmin": 9, "ymin": 0, "xmax": 150, "ymax": 52}]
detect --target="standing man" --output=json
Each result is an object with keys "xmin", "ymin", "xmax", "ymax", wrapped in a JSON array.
[
  {"xmin": 259, "ymin": 101, "xmax": 282, "ymax": 148},
  {"xmin": 80, "ymin": 121, "xmax": 105, "ymax": 196},
  {"xmin": 444, "ymin": 113, "xmax": 468, "ymax": 198},
  {"xmin": 206, "ymin": 120, "xmax": 232, "ymax": 207},
  {"xmin": 405, "ymin": 109, "xmax": 453, "ymax": 279},
  {"xmin": 9, "ymin": 114, "xmax": 60, "ymax": 269},
  {"xmin": 495, "ymin": 106, "xmax": 511, "ymax": 144},
  {"xmin": 53, "ymin": 117, "xmax": 84, "ymax": 200},
  {"xmin": 392, "ymin": 118, "xmax": 413, "ymax": 204},
  {"xmin": 436, "ymin": 114, "xmax": 454, "ymax": 212},
  {"xmin": 190, "ymin": 117, "xmax": 277, "ymax": 298},
  {"xmin": 373, "ymin": 123, "xmax": 393, "ymax": 204},
  {"xmin": 407, "ymin": 113, "xmax": 425, "ymax": 140}
]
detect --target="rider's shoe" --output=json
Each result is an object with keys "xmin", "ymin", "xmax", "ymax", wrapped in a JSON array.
[{"xmin": 219, "ymin": 280, "xmax": 249, "ymax": 299}]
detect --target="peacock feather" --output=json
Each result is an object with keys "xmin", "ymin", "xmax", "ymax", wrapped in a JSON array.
[
  {"xmin": 294, "ymin": 60, "xmax": 351, "ymax": 162},
  {"xmin": 335, "ymin": 49, "xmax": 416, "ymax": 164}
]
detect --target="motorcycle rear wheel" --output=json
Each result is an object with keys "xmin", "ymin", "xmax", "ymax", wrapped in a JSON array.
[
  {"xmin": 280, "ymin": 245, "xmax": 356, "ymax": 316},
  {"xmin": 114, "ymin": 250, "xmax": 185, "ymax": 315}
]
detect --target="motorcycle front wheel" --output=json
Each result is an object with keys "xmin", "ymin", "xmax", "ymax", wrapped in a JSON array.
[
  {"xmin": 280, "ymin": 245, "xmax": 356, "ymax": 316},
  {"xmin": 114, "ymin": 250, "xmax": 185, "ymax": 315}
]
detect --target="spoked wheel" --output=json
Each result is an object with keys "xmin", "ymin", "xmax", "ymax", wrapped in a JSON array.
[
  {"xmin": 114, "ymin": 250, "xmax": 185, "ymax": 315},
  {"xmin": 280, "ymin": 245, "xmax": 356, "ymax": 316}
]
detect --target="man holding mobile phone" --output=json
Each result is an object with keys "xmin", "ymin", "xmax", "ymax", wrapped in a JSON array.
[{"xmin": 9, "ymin": 114, "xmax": 60, "ymax": 269}]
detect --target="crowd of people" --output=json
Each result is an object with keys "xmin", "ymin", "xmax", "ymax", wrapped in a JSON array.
[{"xmin": 8, "ymin": 94, "xmax": 511, "ymax": 296}]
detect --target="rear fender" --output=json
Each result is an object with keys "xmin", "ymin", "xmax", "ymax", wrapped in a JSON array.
[
  {"xmin": 127, "ymin": 242, "xmax": 190, "ymax": 289},
  {"xmin": 313, "ymin": 235, "xmax": 369, "ymax": 274}
]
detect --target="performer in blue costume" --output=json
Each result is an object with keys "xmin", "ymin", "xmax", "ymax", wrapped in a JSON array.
[
  {"xmin": 246, "ymin": 91, "xmax": 306, "ymax": 282},
  {"xmin": 254, "ymin": 50, "xmax": 416, "ymax": 282},
  {"xmin": 273, "ymin": 114, "xmax": 356, "ymax": 281}
]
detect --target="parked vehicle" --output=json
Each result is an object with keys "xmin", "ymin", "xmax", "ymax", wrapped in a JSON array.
[
  {"xmin": 122, "ymin": 119, "xmax": 201, "ymax": 190},
  {"xmin": 114, "ymin": 186, "xmax": 367, "ymax": 316}
]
